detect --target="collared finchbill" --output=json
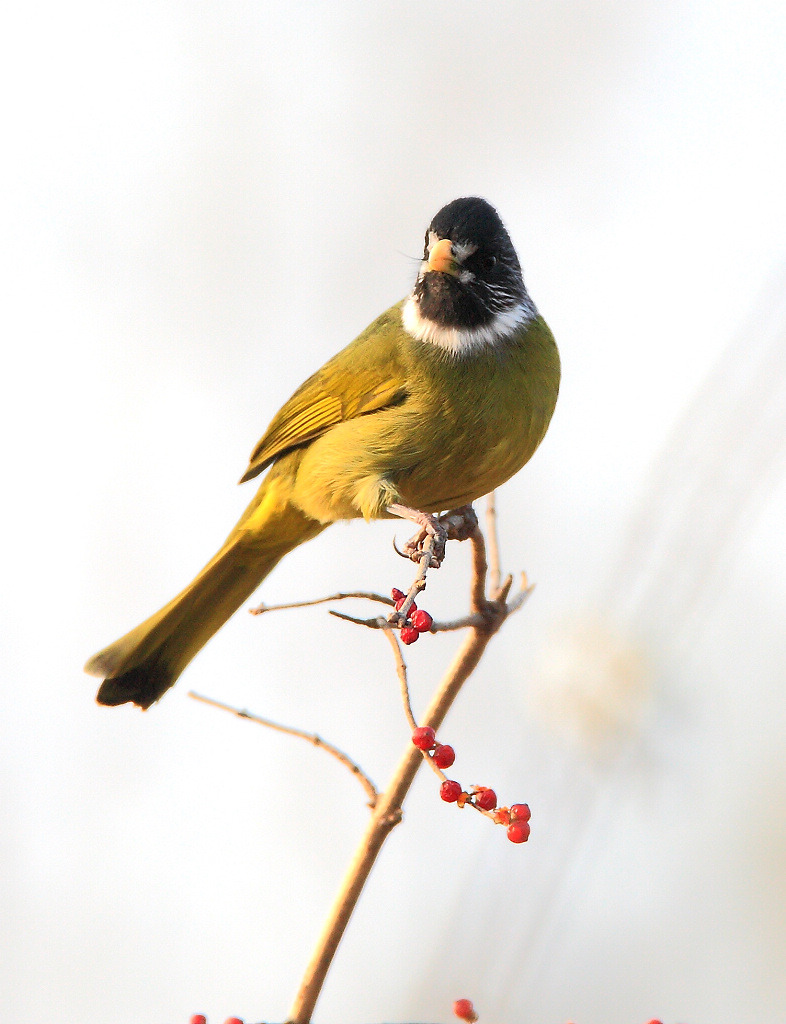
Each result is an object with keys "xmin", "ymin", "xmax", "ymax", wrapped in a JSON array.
[{"xmin": 86, "ymin": 196, "xmax": 559, "ymax": 709}]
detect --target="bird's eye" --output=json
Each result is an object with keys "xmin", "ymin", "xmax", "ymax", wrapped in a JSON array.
[{"xmin": 473, "ymin": 252, "xmax": 497, "ymax": 273}]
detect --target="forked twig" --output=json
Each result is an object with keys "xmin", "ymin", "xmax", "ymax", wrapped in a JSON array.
[{"xmin": 196, "ymin": 498, "xmax": 532, "ymax": 1024}]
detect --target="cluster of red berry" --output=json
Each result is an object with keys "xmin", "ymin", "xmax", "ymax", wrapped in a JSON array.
[
  {"xmin": 411, "ymin": 727, "xmax": 531, "ymax": 843},
  {"xmin": 492, "ymin": 802, "xmax": 532, "ymax": 844},
  {"xmin": 412, "ymin": 725, "xmax": 455, "ymax": 768},
  {"xmin": 391, "ymin": 587, "xmax": 433, "ymax": 644}
]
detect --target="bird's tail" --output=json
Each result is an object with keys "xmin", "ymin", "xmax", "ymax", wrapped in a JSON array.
[{"xmin": 85, "ymin": 467, "xmax": 325, "ymax": 709}]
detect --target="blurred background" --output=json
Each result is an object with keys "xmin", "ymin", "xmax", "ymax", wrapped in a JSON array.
[{"xmin": 2, "ymin": 2, "xmax": 786, "ymax": 1022}]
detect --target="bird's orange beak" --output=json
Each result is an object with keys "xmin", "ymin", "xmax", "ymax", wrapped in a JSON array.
[{"xmin": 427, "ymin": 237, "xmax": 459, "ymax": 276}]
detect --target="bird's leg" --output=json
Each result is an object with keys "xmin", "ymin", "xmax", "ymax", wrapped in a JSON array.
[{"xmin": 388, "ymin": 503, "xmax": 478, "ymax": 567}]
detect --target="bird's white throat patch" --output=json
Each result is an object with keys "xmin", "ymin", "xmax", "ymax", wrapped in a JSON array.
[{"xmin": 401, "ymin": 295, "xmax": 536, "ymax": 354}]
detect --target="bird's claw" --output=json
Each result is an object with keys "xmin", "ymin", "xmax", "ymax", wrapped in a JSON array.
[
  {"xmin": 402, "ymin": 505, "xmax": 478, "ymax": 566},
  {"xmin": 391, "ymin": 503, "xmax": 477, "ymax": 567},
  {"xmin": 403, "ymin": 522, "xmax": 446, "ymax": 567}
]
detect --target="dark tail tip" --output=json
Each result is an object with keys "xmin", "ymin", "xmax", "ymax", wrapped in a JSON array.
[{"xmin": 95, "ymin": 659, "xmax": 175, "ymax": 710}]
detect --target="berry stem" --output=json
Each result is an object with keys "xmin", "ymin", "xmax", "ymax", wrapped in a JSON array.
[{"xmin": 380, "ymin": 623, "xmax": 418, "ymax": 732}]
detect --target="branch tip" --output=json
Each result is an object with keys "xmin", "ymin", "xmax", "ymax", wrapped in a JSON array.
[{"xmin": 187, "ymin": 690, "xmax": 378, "ymax": 805}]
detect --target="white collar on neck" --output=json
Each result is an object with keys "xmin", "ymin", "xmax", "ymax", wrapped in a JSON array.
[{"xmin": 401, "ymin": 294, "xmax": 536, "ymax": 355}]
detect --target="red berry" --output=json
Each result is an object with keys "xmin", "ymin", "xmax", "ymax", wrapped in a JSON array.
[
  {"xmin": 190, "ymin": 1017, "xmax": 207, "ymax": 1024},
  {"xmin": 507, "ymin": 821, "xmax": 531, "ymax": 843},
  {"xmin": 510, "ymin": 803, "xmax": 531, "ymax": 822},
  {"xmin": 391, "ymin": 587, "xmax": 405, "ymax": 601},
  {"xmin": 400, "ymin": 625, "xmax": 420, "ymax": 645},
  {"xmin": 411, "ymin": 608, "xmax": 434, "ymax": 633},
  {"xmin": 223, "ymin": 1018, "xmax": 244, "ymax": 1024},
  {"xmin": 432, "ymin": 743, "xmax": 455, "ymax": 769},
  {"xmin": 474, "ymin": 787, "xmax": 497, "ymax": 811},
  {"xmin": 395, "ymin": 597, "xmax": 417, "ymax": 613},
  {"xmin": 412, "ymin": 726, "xmax": 436, "ymax": 750},
  {"xmin": 453, "ymin": 998, "xmax": 477, "ymax": 1022},
  {"xmin": 440, "ymin": 779, "xmax": 462, "ymax": 802}
]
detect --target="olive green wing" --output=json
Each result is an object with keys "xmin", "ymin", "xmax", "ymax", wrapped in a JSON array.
[{"xmin": 240, "ymin": 304, "xmax": 409, "ymax": 483}]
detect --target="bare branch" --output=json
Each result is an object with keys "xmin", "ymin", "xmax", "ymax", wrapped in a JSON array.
[
  {"xmin": 287, "ymin": 511, "xmax": 519, "ymax": 1024},
  {"xmin": 187, "ymin": 691, "xmax": 378, "ymax": 806},
  {"xmin": 219, "ymin": 501, "xmax": 533, "ymax": 1023}
]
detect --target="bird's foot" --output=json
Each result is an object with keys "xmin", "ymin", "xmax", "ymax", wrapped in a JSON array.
[
  {"xmin": 388, "ymin": 503, "xmax": 478, "ymax": 567},
  {"xmin": 388, "ymin": 504, "xmax": 447, "ymax": 566}
]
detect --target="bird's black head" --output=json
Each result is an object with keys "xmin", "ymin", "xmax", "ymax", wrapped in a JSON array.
[{"xmin": 403, "ymin": 197, "xmax": 535, "ymax": 353}]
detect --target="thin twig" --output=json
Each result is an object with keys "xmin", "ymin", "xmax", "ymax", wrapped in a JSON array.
[
  {"xmin": 250, "ymin": 591, "xmax": 394, "ymax": 616},
  {"xmin": 379, "ymin": 624, "xmax": 418, "ymax": 732},
  {"xmin": 485, "ymin": 491, "xmax": 501, "ymax": 597},
  {"xmin": 187, "ymin": 691, "xmax": 378, "ymax": 806},
  {"xmin": 328, "ymin": 611, "xmax": 390, "ymax": 628},
  {"xmin": 498, "ymin": 572, "xmax": 514, "ymax": 602},
  {"xmin": 508, "ymin": 574, "xmax": 533, "ymax": 611}
]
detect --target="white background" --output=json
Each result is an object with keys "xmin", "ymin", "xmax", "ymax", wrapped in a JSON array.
[{"xmin": 2, "ymin": 3, "xmax": 786, "ymax": 1023}]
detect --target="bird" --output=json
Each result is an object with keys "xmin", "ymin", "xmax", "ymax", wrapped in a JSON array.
[{"xmin": 85, "ymin": 196, "xmax": 560, "ymax": 709}]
